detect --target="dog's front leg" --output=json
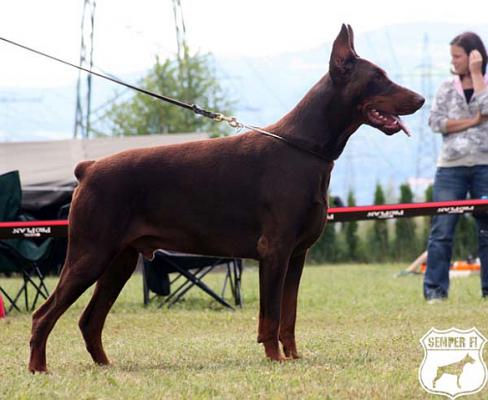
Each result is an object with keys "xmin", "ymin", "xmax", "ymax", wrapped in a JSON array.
[
  {"xmin": 256, "ymin": 238, "xmax": 290, "ymax": 361},
  {"xmin": 279, "ymin": 252, "xmax": 306, "ymax": 359}
]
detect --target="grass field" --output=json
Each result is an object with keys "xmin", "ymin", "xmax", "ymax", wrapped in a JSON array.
[{"xmin": 1, "ymin": 263, "xmax": 488, "ymax": 399}]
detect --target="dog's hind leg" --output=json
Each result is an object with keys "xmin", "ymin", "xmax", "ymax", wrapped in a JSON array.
[
  {"xmin": 279, "ymin": 252, "xmax": 306, "ymax": 359},
  {"xmin": 29, "ymin": 249, "xmax": 116, "ymax": 373},
  {"xmin": 78, "ymin": 247, "xmax": 138, "ymax": 365},
  {"xmin": 256, "ymin": 236, "xmax": 292, "ymax": 361}
]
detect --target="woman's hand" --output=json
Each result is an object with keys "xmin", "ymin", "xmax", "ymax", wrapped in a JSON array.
[{"xmin": 469, "ymin": 50, "xmax": 483, "ymax": 76}]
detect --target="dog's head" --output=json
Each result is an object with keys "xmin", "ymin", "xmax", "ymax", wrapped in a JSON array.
[
  {"xmin": 329, "ymin": 24, "xmax": 425, "ymax": 136},
  {"xmin": 465, "ymin": 353, "xmax": 476, "ymax": 364}
]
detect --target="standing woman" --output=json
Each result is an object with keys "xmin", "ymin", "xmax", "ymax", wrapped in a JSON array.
[{"xmin": 424, "ymin": 32, "xmax": 488, "ymax": 302}]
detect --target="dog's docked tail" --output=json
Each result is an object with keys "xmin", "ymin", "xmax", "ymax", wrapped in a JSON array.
[{"xmin": 74, "ymin": 160, "xmax": 95, "ymax": 181}]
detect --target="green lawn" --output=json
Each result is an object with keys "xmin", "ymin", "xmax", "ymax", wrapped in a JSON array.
[{"xmin": 1, "ymin": 264, "xmax": 488, "ymax": 399}]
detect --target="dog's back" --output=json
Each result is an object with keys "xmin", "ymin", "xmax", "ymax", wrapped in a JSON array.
[{"xmin": 70, "ymin": 132, "xmax": 331, "ymax": 259}]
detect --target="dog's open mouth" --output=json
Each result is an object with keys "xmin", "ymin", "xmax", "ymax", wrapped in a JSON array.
[{"xmin": 365, "ymin": 108, "xmax": 411, "ymax": 136}]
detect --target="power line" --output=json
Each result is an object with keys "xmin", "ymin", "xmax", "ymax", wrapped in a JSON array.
[{"xmin": 0, "ymin": 97, "xmax": 41, "ymax": 103}]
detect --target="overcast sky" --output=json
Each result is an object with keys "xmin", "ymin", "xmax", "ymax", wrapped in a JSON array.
[{"xmin": 0, "ymin": 0, "xmax": 487, "ymax": 87}]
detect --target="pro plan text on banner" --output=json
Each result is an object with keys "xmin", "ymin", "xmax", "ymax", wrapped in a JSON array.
[{"xmin": 419, "ymin": 328, "xmax": 488, "ymax": 399}]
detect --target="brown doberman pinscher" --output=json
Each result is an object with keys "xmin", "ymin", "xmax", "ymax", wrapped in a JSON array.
[{"xmin": 28, "ymin": 25, "xmax": 424, "ymax": 372}]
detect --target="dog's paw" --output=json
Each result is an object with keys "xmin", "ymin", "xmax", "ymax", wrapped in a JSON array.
[
  {"xmin": 266, "ymin": 355, "xmax": 287, "ymax": 362},
  {"xmin": 28, "ymin": 365, "xmax": 49, "ymax": 374}
]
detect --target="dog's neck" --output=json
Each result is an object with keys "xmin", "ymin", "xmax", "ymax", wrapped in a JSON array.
[{"xmin": 267, "ymin": 75, "xmax": 362, "ymax": 161}]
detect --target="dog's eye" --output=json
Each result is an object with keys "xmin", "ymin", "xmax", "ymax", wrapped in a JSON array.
[{"xmin": 374, "ymin": 71, "xmax": 385, "ymax": 81}]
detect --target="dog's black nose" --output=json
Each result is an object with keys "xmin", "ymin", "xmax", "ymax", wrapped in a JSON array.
[{"xmin": 415, "ymin": 94, "xmax": 425, "ymax": 109}]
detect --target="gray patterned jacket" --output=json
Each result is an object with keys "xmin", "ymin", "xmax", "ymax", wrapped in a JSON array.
[{"xmin": 429, "ymin": 74, "xmax": 488, "ymax": 167}]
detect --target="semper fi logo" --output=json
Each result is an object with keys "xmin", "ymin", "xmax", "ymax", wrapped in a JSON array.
[{"xmin": 419, "ymin": 327, "xmax": 487, "ymax": 399}]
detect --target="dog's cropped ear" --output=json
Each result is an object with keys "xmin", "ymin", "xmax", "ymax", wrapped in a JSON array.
[
  {"xmin": 346, "ymin": 24, "xmax": 358, "ymax": 57},
  {"xmin": 329, "ymin": 24, "xmax": 357, "ymax": 84}
]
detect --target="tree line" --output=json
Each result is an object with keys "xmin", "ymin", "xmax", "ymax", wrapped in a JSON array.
[{"xmin": 308, "ymin": 183, "xmax": 478, "ymax": 264}]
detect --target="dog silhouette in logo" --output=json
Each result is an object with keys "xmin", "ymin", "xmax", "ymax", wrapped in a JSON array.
[{"xmin": 432, "ymin": 353, "xmax": 476, "ymax": 389}]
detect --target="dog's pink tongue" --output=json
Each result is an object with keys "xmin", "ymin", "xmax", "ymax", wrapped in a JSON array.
[{"xmin": 395, "ymin": 116, "xmax": 411, "ymax": 137}]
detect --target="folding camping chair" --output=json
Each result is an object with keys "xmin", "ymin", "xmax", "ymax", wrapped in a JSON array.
[
  {"xmin": 142, "ymin": 250, "xmax": 243, "ymax": 310},
  {"xmin": 0, "ymin": 171, "xmax": 53, "ymax": 313}
]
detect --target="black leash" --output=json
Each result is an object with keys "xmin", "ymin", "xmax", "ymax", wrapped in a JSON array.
[
  {"xmin": 0, "ymin": 36, "xmax": 333, "ymax": 162},
  {"xmin": 0, "ymin": 36, "xmax": 218, "ymax": 119}
]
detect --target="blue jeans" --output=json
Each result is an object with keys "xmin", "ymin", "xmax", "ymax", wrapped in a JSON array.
[{"xmin": 424, "ymin": 166, "xmax": 488, "ymax": 299}]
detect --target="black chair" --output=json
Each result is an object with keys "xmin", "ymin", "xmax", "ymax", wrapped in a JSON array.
[
  {"xmin": 0, "ymin": 243, "xmax": 51, "ymax": 313},
  {"xmin": 0, "ymin": 171, "xmax": 54, "ymax": 313},
  {"xmin": 143, "ymin": 250, "xmax": 243, "ymax": 310}
]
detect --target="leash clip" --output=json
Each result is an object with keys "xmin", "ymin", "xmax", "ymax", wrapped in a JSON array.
[
  {"xmin": 213, "ymin": 113, "xmax": 242, "ymax": 129},
  {"xmin": 224, "ymin": 116, "xmax": 241, "ymax": 129}
]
